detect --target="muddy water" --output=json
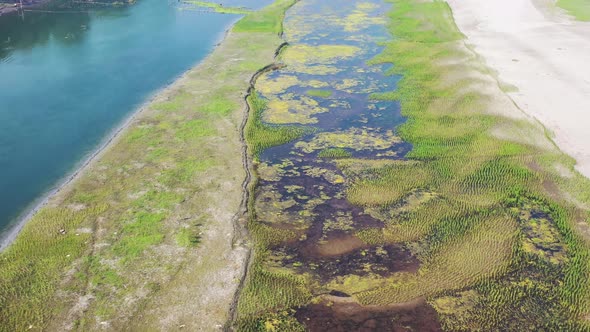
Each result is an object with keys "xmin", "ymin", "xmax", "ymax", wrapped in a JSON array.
[{"xmin": 252, "ymin": 0, "xmax": 441, "ymax": 329}]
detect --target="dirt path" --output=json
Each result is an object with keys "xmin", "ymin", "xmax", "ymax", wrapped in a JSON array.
[{"xmin": 447, "ymin": 0, "xmax": 590, "ymax": 177}]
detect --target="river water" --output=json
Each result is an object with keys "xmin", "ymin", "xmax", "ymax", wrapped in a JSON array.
[{"xmin": 0, "ymin": 0, "xmax": 269, "ymax": 239}]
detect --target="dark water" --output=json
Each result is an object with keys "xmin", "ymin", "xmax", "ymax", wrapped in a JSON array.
[
  {"xmin": 255, "ymin": 0, "xmax": 408, "ymax": 274},
  {"xmin": 0, "ymin": 0, "xmax": 269, "ymax": 239}
]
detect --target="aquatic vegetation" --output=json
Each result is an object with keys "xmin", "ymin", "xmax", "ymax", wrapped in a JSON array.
[
  {"xmin": 306, "ymin": 89, "xmax": 332, "ymax": 98},
  {"xmin": 317, "ymin": 148, "xmax": 352, "ymax": 159},
  {"xmin": 295, "ymin": 128, "xmax": 401, "ymax": 153},
  {"xmin": 343, "ymin": 1, "xmax": 387, "ymax": 32},
  {"xmin": 280, "ymin": 45, "xmax": 361, "ymax": 65},
  {"xmin": 257, "ymin": 74, "xmax": 301, "ymax": 95}
]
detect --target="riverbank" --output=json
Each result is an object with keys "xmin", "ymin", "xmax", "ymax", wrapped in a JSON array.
[
  {"xmin": 0, "ymin": 0, "xmax": 293, "ymax": 330},
  {"xmin": 447, "ymin": 0, "xmax": 590, "ymax": 179}
]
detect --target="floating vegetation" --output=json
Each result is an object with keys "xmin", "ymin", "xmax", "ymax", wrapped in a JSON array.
[
  {"xmin": 264, "ymin": 93, "xmax": 329, "ymax": 124},
  {"xmin": 317, "ymin": 148, "xmax": 352, "ymax": 159},
  {"xmin": 306, "ymin": 89, "xmax": 332, "ymax": 98},
  {"xmin": 280, "ymin": 44, "xmax": 362, "ymax": 65},
  {"xmin": 295, "ymin": 128, "xmax": 401, "ymax": 153}
]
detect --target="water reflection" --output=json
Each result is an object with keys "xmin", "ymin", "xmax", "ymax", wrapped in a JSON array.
[{"xmin": 0, "ymin": 0, "xmax": 142, "ymax": 61}]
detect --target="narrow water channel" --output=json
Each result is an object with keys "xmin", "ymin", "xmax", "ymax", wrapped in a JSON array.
[
  {"xmin": 247, "ymin": 0, "xmax": 440, "ymax": 329},
  {"xmin": 0, "ymin": 0, "xmax": 269, "ymax": 241}
]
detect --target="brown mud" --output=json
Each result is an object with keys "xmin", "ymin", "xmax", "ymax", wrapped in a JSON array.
[{"xmin": 295, "ymin": 297, "xmax": 442, "ymax": 332}]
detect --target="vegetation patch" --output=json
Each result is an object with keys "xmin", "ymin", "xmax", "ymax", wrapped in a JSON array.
[
  {"xmin": 306, "ymin": 89, "xmax": 332, "ymax": 98},
  {"xmin": 557, "ymin": 0, "xmax": 590, "ymax": 21},
  {"xmin": 182, "ymin": 1, "xmax": 251, "ymax": 14}
]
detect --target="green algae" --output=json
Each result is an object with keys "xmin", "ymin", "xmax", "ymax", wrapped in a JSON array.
[
  {"xmin": 279, "ymin": 44, "xmax": 361, "ymax": 75},
  {"xmin": 306, "ymin": 89, "xmax": 332, "ymax": 98},
  {"xmin": 295, "ymin": 128, "xmax": 401, "ymax": 153},
  {"xmin": 263, "ymin": 93, "xmax": 329, "ymax": 124},
  {"xmin": 257, "ymin": 74, "xmax": 301, "ymax": 95},
  {"xmin": 343, "ymin": 2, "xmax": 387, "ymax": 32}
]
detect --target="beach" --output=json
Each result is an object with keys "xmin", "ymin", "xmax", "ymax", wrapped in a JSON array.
[{"xmin": 447, "ymin": 0, "xmax": 590, "ymax": 178}]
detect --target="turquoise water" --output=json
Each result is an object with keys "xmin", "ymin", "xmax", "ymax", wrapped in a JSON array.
[{"xmin": 0, "ymin": 0, "xmax": 266, "ymax": 240}]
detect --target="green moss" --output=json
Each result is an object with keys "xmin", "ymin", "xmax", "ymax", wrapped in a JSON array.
[
  {"xmin": 152, "ymin": 91, "xmax": 192, "ymax": 112},
  {"xmin": 175, "ymin": 119, "xmax": 216, "ymax": 141},
  {"xmin": 113, "ymin": 212, "xmax": 166, "ymax": 260}
]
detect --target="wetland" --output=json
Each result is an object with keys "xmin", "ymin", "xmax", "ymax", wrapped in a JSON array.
[{"xmin": 235, "ymin": 0, "xmax": 590, "ymax": 330}]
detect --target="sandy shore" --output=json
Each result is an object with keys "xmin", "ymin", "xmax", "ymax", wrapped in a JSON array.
[{"xmin": 447, "ymin": 0, "xmax": 590, "ymax": 178}]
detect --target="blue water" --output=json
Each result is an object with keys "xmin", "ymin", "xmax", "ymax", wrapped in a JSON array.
[{"xmin": 0, "ymin": 0, "xmax": 268, "ymax": 238}]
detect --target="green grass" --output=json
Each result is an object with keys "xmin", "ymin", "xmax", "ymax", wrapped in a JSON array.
[
  {"xmin": 245, "ymin": 91, "xmax": 310, "ymax": 158},
  {"xmin": 317, "ymin": 147, "xmax": 352, "ymax": 159},
  {"xmin": 182, "ymin": 0, "xmax": 251, "ymax": 14},
  {"xmin": 557, "ymin": 0, "xmax": 590, "ymax": 21},
  {"xmin": 233, "ymin": 0, "xmax": 295, "ymax": 33}
]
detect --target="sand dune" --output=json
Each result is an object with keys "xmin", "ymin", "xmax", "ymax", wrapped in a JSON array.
[{"xmin": 447, "ymin": 0, "xmax": 590, "ymax": 177}]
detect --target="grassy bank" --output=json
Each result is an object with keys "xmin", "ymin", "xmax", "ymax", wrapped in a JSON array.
[
  {"xmin": 0, "ymin": 0, "xmax": 294, "ymax": 330},
  {"xmin": 558, "ymin": 0, "xmax": 590, "ymax": 21}
]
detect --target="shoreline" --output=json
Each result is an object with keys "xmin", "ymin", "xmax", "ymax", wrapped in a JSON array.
[
  {"xmin": 0, "ymin": 17, "xmax": 240, "ymax": 252},
  {"xmin": 446, "ymin": 0, "xmax": 590, "ymax": 179}
]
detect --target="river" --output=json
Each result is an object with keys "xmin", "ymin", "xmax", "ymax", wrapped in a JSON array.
[{"xmin": 0, "ymin": 0, "xmax": 268, "ymax": 240}]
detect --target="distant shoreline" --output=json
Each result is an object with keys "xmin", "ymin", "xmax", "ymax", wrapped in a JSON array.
[{"xmin": 0, "ymin": 0, "xmax": 49, "ymax": 16}]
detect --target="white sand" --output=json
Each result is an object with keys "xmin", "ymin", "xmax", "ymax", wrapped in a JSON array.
[{"xmin": 447, "ymin": 0, "xmax": 590, "ymax": 177}]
